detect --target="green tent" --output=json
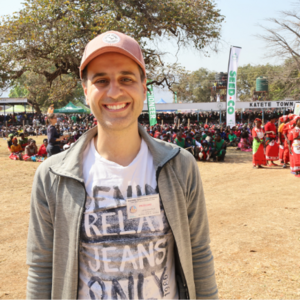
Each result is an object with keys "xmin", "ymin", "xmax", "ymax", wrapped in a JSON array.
[
  {"xmin": 54, "ymin": 102, "xmax": 86, "ymax": 114},
  {"xmin": 73, "ymin": 101, "xmax": 91, "ymax": 114}
]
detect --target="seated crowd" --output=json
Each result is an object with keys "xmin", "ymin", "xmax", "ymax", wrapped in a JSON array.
[
  {"xmin": 6, "ymin": 123, "xmax": 88, "ymax": 161},
  {"xmin": 5, "ymin": 117, "xmax": 255, "ymax": 162},
  {"xmin": 144, "ymin": 123, "xmax": 254, "ymax": 162}
]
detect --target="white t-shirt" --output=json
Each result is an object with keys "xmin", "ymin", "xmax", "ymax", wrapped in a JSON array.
[{"xmin": 78, "ymin": 138, "xmax": 178, "ymax": 299}]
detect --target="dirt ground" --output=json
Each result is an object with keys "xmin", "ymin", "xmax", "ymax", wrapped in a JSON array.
[{"xmin": 0, "ymin": 135, "xmax": 299, "ymax": 299}]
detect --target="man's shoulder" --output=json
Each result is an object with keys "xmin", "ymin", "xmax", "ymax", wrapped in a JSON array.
[{"xmin": 35, "ymin": 151, "xmax": 66, "ymax": 178}]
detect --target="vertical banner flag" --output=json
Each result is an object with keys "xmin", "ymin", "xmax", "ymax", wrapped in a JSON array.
[
  {"xmin": 226, "ymin": 46, "xmax": 242, "ymax": 128},
  {"xmin": 147, "ymin": 81, "xmax": 157, "ymax": 126},
  {"xmin": 294, "ymin": 102, "xmax": 300, "ymax": 116},
  {"xmin": 174, "ymin": 92, "xmax": 178, "ymax": 103}
]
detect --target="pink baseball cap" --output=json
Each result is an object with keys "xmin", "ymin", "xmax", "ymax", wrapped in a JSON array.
[{"xmin": 80, "ymin": 31, "xmax": 146, "ymax": 79}]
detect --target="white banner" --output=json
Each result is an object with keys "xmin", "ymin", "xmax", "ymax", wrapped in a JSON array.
[
  {"xmin": 226, "ymin": 46, "xmax": 242, "ymax": 128},
  {"xmin": 142, "ymin": 101, "xmax": 297, "ymax": 112},
  {"xmin": 294, "ymin": 102, "xmax": 300, "ymax": 116}
]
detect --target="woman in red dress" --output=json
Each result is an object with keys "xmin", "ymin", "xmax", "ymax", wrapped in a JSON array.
[
  {"xmin": 278, "ymin": 116, "xmax": 288, "ymax": 165},
  {"xmin": 282, "ymin": 115, "xmax": 296, "ymax": 168},
  {"xmin": 252, "ymin": 118, "xmax": 266, "ymax": 168},
  {"xmin": 291, "ymin": 117, "xmax": 300, "ymax": 177},
  {"xmin": 264, "ymin": 114, "xmax": 279, "ymax": 166}
]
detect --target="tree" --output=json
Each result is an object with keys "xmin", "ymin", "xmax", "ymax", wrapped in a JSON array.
[
  {"xmin": 0, "ymin": 0, "xmax": 224, "ymax": 110},
  {"xmin": 173, "ymin": 68, "xmax": 216, "ymax": 102},
  {"xmin": 236, "ymin": 64, "xmax": 283, "ymax": 101},
  {"xmin": 8, "ymin": 71, "xmax": 85, "ymax": 113},
  {"xmin": 258, "ymin": 2, "xmax": 300, "ymax": 99}
]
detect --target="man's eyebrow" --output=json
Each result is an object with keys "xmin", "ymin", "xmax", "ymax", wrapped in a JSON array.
[
  {"xmin": 91, "ymin": 71, "xmax": 137, "ymax": 80},
  {"xmin": 120, "ymin": 71, "xmax": 136, "ymax": 76},
  {"xmin": 91, "ymin": 73, "xmax": 107, "ymax": 80}
]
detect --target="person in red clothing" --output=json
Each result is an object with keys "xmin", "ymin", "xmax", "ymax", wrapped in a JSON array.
[
  {"xmin": 278, "ymin": 116, "xmax": 289, "ymax": 165},
  {"xmin": 282, "ymin": 115, "xmax": 296, "ymax": 169},
  {"xmin": 264, "ymin": 114, "xmax": 279, "ymax": 166},
  {"xmin": 233, "ymin": 127, "xmax": 241, "ymax": 138},
  {"xmin": 291, "ymin": 117, "xmax": 300, "ymax": 177},
  {"xmin": 37, "ymin": 139, "xmax": 48, "ymax": 157},
  {"xmin": 252, "ymin": 118, "xmax": 267, "ymax": 168}
]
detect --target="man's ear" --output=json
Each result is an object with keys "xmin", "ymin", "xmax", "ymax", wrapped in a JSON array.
[
  {"xmin": 81, "ymin": 81, "xmax": 89, "ymax": 106},
  {"xmin": 143, "ymin": 77, "xmax": 147, "ymax": 101}
]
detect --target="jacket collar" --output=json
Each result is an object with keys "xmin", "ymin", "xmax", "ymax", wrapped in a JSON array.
[{"xmin": 50, "ymin": 123, "xmax": 180, "ymax": 182}]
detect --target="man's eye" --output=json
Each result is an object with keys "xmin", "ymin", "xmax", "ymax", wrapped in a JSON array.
[
  {"xmin": 95, "ymin": 79, "xmax": 107, "ymax": 84},
  {"xmin": 121, "ymin": 77, "xmax": 132, "ymax": 82}
]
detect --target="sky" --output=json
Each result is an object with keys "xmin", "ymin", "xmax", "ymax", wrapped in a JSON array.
[{"xmin": 0, "ymin": 0, "xmax": 297, "ymax": 101}]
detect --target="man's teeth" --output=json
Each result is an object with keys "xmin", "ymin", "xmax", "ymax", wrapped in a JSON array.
[{"xmin": 106, "ymin": 104, "xmax": 126, "ymax": 110}]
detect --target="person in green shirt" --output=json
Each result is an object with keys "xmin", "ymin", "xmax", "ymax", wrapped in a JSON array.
[
  {"xmin": 71, "ymin": 115, "xmax": 77, "ymax": 123},
  {"xmin": 212, "ymin": 133, "xmax": 227, "ymax": 161},
  {"xmin": 228, "ymin": 129, "xmax": 238, "ymax": 147},
  {"xmin": 202, "ymin": 130, "xmax": 208, "ymax": 140},
  {"xmin": 19, "ymin": 133, "xmax": 29, "ymax": 150},
  {"xmin": 174, "ymin": 131, "xmax": 185, "ymax": 148}
]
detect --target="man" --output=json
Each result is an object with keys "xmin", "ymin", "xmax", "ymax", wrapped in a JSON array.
[
  {"xmin": 174, "ymin": 130, "xmax": 185, "ymax": 148},
  {"xmin": 211, "ymin": 133, "xmax": 226, "ymax": 162},
  {"xmin": 228, "ymin": 129, "xmax": 238, "ymax": 147},
  {"xmin": 27, "ymin": 31, "xmax": 218, "ymax": 299}
]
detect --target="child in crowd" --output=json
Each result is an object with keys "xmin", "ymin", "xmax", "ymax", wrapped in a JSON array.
[
  {"xmin": 38, "ymin": 139, "xmax": 48, "ymax": 157},
  {"xmin": 9, "ymin": 137, "xmax": 23, "ymax": 160},
  {"xmin": 237, "ymin": 131, "xmax": 252, "ymax": 152},
  {"xmin": 23, "ymin": 140, "xmax": 38, "ymax": 161}
]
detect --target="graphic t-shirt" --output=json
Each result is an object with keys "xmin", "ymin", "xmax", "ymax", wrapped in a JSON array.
[{"xmin": 78, "ymin": 138, "xmax": 178, "ymax": 300}]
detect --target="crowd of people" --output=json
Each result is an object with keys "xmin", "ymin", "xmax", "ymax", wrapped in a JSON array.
[
  {"xmin": 252, "ymin": 114, "xmax": 300, "ymax": 177},
  {"xmin": 3, "ymin": 112, "xmax": 300, "ymax": 176},
  {"xmin": 5, "ymin": 113, "xmax": 95, "ymax": 161},
  {"xmin": 0, "ymin": 112, "xmax": 95, "ymax": 127},
  {"xmin": 142, "ymin": 122, "xmax": 253, "ymax": 162}
]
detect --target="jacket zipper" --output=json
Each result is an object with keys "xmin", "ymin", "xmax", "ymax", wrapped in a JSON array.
[{"xmin": 155, "ymin": 149, "xmax": 190, "ymax": 299}]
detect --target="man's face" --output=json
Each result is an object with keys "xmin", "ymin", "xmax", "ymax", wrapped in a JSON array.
[{"xmin": 82, "ymin": 52, "xmax": 147, "ymax": 132}]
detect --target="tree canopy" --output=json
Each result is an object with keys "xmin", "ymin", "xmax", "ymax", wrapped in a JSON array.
[
  {"xmin": 258, "ymin": 1, "xmax": 300, "ymax": 99},
  {"xmin": 0, "ymin": 0, "xmax": 224, "ymax": 110},
  {"xmin": 172, "ymin": 68, "xmax": 215, "ymax": 102}
]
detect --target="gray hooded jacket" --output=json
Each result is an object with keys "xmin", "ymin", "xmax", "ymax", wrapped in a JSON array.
[{"xmin": 26, "ymin": 124, "xmax": 218, "ymax": 299}]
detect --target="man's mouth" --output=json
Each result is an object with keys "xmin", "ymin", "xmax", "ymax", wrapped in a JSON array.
[{"xmin": 104, "ymin": 103, "xmax": 130, "ymax": 111}]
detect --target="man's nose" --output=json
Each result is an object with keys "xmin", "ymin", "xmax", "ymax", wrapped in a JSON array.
[{"xmin": 106, "ymin": 80, "xmax": 123, "ymax": 100}]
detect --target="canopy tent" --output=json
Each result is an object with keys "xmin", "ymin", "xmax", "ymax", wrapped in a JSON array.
[
  {"xmin": 54, "ymin": 102, "xmax": 86, "ymax": 114},
  {"xmin": 73, "ymin": 101, "xmax": 91, "ymax": 114},
  {"xmin": 156, "ymin": 98, "xmax": 167, "ymax": 104}
]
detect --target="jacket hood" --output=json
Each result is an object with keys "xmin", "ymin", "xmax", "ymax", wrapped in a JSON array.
[{"xmin": 50, "ymin": 123, "xmax": 180, "ymax": 182}]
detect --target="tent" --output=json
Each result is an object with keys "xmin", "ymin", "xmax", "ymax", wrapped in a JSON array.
[
  {"xmin": 73, "ymin": 101, "xmax": 91, "ymax": 114},
  {"xmin": 156, "ymin": 98, "xmax": 167, "ymax": 104},
  {"xmin": 54, "ymin": 102, "xmax": 86, "ymax": 114}
]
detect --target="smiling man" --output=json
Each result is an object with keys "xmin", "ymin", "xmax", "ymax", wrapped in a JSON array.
[{"xmin": 26, "ymin": 31, "xmax": 218, "ymax": 299}]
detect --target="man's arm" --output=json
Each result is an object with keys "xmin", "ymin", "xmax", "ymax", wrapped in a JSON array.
[
  {"xmin": 186, "ymin": 158, "xmax": 218, "ymax": 299},
  {"xmin": 27, "ymin": 166, "xmax": 53, "ymax": 299}
]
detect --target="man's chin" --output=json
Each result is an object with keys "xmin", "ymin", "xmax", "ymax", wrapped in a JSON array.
[{"xmin": 98, "ymin": 118, "xmax": 137, "ymax": 132}]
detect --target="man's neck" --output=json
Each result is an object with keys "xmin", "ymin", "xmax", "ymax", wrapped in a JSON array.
[{"xmin": 94, "ymin": 122, "xmax": 142, "ymax": 167}]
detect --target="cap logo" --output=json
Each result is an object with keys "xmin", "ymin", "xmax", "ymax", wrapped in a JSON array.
[{"xmin": 103, "ymin": 33, "xmax": 120, "ymax": 44}]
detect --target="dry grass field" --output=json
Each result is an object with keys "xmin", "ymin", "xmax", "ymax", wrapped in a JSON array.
[{"xmin": 0, "ymin": 135, "xmax": 299, "ymax": 299}]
